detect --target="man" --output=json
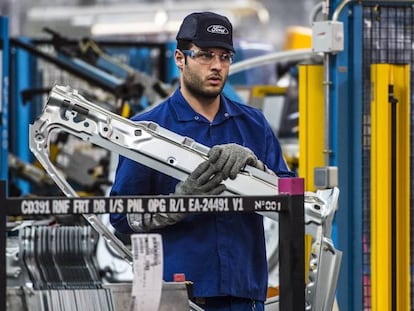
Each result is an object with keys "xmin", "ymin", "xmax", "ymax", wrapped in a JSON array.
[{"xmin": 110, "ymin": 11, "xmax": 294, "ymax": 311}]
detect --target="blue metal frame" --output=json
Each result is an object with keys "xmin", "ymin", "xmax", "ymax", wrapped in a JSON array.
[
  {"xmin": 330, "ymin": 1, "xmax": 364, "ymax": 310},
  {"xmin": 165, "ymin": 40, "xmax": 179, "ymax": 83},
  {"xmin": 9, "ymin": 38, "xmax": 39, "ymax": 195},
  {"xmin": 0, "ymin": 17, "xmax": 9, "ymax": 185}
]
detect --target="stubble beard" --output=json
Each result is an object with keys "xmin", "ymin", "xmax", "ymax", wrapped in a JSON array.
[{"xmin": 183, "ymin": 69, "xmax": 226, "ymax": 100}]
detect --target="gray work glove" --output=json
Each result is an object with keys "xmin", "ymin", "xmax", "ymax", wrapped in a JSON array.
[
  {"xmin": 128, "ymin": 160, "xmax": 226, "ymax": 232},
  {"xmin": 175, "ymin": 160, "xmax": 227, "ymax": 195},
  {"xmin": 208, "ymin": 143, "xmax": 271, "ymax": 180}
]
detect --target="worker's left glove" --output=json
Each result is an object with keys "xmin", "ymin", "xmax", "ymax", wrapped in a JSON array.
[
  {"xmin": 208, "ymin": 143, "xmax": 271, "ymax": 179},
  {"xmin": 127, "ymin": 160, "xmax": 226, "ymax": 233},
  {"xmin": 127, "ymin": 212, "xmax": 185, "ymax": 233}
]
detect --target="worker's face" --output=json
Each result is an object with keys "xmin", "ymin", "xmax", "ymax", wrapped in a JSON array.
[{"xmin": 176, "ymin": 45, "xmax": 232, "ymax": 99}]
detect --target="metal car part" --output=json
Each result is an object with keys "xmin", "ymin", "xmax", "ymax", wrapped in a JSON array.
[
  {"xmin": 303, "ymin": 188, "xmax": 342, "ymax": 310},
  {"xmin": 30, "ymin": 85, "xmax": 279, "ymax": 198}
]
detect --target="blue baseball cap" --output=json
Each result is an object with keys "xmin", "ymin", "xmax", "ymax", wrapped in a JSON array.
[{"xmin": 176, "ymin": 12, "xmax": 234, "ymax": 52}]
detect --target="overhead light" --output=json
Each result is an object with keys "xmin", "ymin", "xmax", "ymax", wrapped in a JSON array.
[
  {"xmin": 154, "ymin": 10, "xmax": 168, "ymax": 27},
  {"xmin": 257, "ymin": 8, "xmax": 270, "ymax": 24}
]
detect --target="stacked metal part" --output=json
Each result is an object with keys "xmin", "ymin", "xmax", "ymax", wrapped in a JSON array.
[{"xmin": 11, "ymin": 225, "xmax": 115, "ymax": 311}]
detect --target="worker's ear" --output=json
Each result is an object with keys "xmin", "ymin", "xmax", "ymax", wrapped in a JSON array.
[{"xmin": 175, "ymin": 50, "xmax": 185, "ymax": 69}]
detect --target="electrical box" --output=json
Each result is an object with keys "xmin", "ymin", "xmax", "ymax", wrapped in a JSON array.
[
  {"xmin": 314, "ymin": 166, "xmax": 338, "ymax": 189},
  {"xmin": 312, "ymin": 21, "xmax": 344, "ymax": 53}
]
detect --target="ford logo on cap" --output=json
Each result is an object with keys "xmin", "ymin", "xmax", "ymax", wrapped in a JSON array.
[{"xmin": 207, "ymin": 25, "xmax": 229, "ymax": 35}]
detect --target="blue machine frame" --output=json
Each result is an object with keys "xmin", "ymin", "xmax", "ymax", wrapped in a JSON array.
[
  {"xmin": 9, "ymin": 38, "xmax": 38, "ymax": 195},
  {"xmin": 331, "ymin": 2, "xmax": 364, "ymax": 310},
  {"xmin": 0, "ymin": 17, "xmax": 9, "ymax": 185}
]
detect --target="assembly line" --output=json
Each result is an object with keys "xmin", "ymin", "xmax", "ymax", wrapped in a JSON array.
[{"xmin": 1, "ymin": 1, "xmax": 414, "ymax": 311}]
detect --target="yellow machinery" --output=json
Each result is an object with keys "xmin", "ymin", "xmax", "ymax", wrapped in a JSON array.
[{"xmin": 370, "ymin": 64, "xmax": 411, "ymax": 311}]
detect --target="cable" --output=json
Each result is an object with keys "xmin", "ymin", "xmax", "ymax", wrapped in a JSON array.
[{"xmin": 229, "ymin": 49, "xmax": 317, "ymax": 76}]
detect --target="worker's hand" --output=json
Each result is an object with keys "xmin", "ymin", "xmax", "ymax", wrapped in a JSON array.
[
  {"xmin": 127, "ymin": 212, "xmax": 187, "ymax": 232},
  {"xmin": 175, "ymin": 160, "xmax": 227, "ymax": 195},
  {"xmin": 208, "ymin": 143, "xmax": 266, "ymax": 179},
  {"xmin": 128, "ymin": 161, "xmax": 226, "ymax": 233}
]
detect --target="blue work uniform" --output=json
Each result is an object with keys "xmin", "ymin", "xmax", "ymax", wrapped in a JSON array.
[{"xmin": 110, "ymin": 88, "xmax": 294, "ymax": 304}]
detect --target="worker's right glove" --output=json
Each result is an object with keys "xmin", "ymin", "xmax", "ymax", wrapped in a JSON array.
[{"xmin": 127, "ymin": 160, "xmax": 226, "ymax": 232}]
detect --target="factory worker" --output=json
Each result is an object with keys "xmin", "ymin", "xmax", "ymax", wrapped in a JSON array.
[{"xmin": 110, "ymin": 11, "xmax": 294, "ymax": 311}]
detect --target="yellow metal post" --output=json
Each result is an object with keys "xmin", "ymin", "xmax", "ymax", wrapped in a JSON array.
[
  {"xmin": 393, "ymin": 65, "xmax": 410, "ymax": 311},
  {"xmin": 370, "ymin": 64, "xmax": 410, "ymax": 311},
  {"xmin": 371, "ymin": 63, "xmax": 392, "ymax": 311},
  {"xmin": 298, "ymin": 64, "xmax": 324, "ymax": 191}
]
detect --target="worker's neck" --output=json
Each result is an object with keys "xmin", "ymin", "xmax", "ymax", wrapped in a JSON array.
[{"xmin": 181, "ymin": 89, "xmax": 220, "ymax": 123}]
